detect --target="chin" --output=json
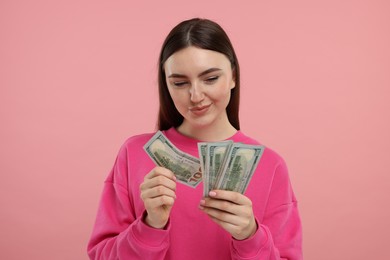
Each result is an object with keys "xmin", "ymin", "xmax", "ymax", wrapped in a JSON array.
[{"xmin": 186, "ymin": 117, "xmax": 217, "ymax": 130}]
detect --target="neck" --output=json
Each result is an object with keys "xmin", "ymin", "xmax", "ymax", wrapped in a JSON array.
[{"xmin": 177, "ymin": 118, "xmax": 237, "ymax": 142}]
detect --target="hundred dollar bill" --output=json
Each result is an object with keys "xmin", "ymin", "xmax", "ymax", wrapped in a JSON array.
[
  {"xmin": 205, "ymin": 141, "xmax": 233, "ymax": 196},
  {"xmin": 144, "ymin": 131, "xmax": 202, "ymax": 188},
  {"xmin": 215, "ymin": 143, "xmax": 265, "ymax": 194},
  {"xmin": 197, "ymin": 142, "xmax": 208, "ymax": 197}
]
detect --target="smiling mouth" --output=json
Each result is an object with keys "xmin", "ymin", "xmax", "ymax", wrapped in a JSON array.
[{"xmin": 189, "ymin": 103, "xmax": 212, "ymax": 111}]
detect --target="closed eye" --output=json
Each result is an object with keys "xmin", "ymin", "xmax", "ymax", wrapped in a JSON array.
[
  {"xmin": 205, "ymin": 76, "xmax": 219, "ymax": 84},
  {"xmin": 173, "ymin": 81, "xmax": 189, "ymax": 87}
]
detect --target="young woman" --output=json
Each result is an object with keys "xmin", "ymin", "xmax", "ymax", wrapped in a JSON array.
[{"xmin": 88, "ymin": 18, "xmax": 302, "ymax": 259}]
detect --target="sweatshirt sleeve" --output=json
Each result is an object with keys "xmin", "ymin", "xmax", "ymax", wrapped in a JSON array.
[
  {"xmin": 87, "ymin": 144, "xmax": 170, "ymax": 259},
  {"xmin": 230, "ymin": 159, "xmax": 303, "ymax": 260}
]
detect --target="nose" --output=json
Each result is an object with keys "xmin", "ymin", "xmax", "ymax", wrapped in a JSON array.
[{"xmin": 189, "ymin": 82, "xmax": 204, "ymax": 104}]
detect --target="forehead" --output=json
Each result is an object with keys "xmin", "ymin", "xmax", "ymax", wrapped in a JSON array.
[{"xmin": 164, "ymin": 46, "xmax": 231, "ymax": 75}]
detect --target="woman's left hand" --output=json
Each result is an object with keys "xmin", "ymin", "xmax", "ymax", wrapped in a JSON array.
[{"xmin": 199, "ymin": 190, "xmax": 257, "ymax": 240}]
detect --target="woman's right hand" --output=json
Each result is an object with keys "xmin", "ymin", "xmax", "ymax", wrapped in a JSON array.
[{"xmin": 140, "ymin": 166, "xmax": 177, "ymax": 229}]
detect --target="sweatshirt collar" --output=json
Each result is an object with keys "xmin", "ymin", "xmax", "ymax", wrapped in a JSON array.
[{"xmin": 163, "ymin": 127, "xmax": 245, "ymax": 152}]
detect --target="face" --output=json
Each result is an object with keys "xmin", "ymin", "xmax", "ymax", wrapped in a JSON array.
[{"xmin": 164, "ymin": 46, "xmax": 235, "ymax": 132}]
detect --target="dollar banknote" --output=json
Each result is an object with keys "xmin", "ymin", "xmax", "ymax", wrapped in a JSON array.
[
  {"xmin": 144, "ymin": 131, "xmax": 265, "ymax": 193},
  {"xmin": 203, "ymin": 141, "xmax": 233, "ymax": 196},
  {"xmin": 215, "ymin": 143, "xmax": 265, "ymax": 194},
  {"xmin": 144, "ymin": 131, "xmax": 202, "ymax": 188},
  {"xmin": 197, "ymin": 142, "xmax": 208, "ymax": 196}
]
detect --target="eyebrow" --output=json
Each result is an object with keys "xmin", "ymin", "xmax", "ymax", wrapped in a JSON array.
[{"xmin": 167, "ymin": 68, "xmax": 222, "ymax": 78}]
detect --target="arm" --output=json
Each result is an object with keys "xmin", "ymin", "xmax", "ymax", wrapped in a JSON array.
[
  {"xmin": 230, "ymin": 201, "xmax": 302, "ymax": 260},
  {"xmin": 87, "ymin": 147, "xmax": 176, "ymax": 259},
  {"xmin": 200, "ymin": 160, "xmax": 302, "ymax": 260},
  {"xmin": 87, "ymin": 182, "xmax": 170, "ymax": 259}
]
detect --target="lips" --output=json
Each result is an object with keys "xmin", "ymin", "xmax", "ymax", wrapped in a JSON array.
[{"xmin": 189, "ymin": 103, "xmax": 212, "ymax": 115}]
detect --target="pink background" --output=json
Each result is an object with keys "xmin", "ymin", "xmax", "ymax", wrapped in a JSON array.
[{"xmin": 1, "ymin": 0, "xmax": 389, "ymax": 259}]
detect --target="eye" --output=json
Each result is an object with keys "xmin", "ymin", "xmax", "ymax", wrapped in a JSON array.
[
  {"xmin": 173, "ymin": 81, "xmax": 189, "ymax": 87},
  {"xmin": 205, "ymin": 76, "xmax": 219, "ymax": 84}
]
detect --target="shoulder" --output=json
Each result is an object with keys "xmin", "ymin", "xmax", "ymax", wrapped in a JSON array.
[
  {"xmin": 123, "ymin": 132, "xmax": 156, "ymax": 146},
  {"xmin": 116, "ymin": 132, "xmax": 157, "ymax": 156}
]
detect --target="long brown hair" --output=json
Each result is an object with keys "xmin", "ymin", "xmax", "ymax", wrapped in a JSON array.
[{"xmin": 157, "ymin": 18, "xmax": 240, "ymax": 130}]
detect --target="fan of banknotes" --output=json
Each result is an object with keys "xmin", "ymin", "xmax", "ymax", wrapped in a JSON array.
[{"xmin": 144, "ymin": 131, "xmax": 265, "ymax": 196}]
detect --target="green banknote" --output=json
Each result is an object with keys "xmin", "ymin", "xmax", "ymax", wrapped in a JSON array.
[
  {"xmin": 197, "ymin": 142, "xmax": 208, "ymax": 196},
  {"xmin": 215, "ymin": 143, "xmax": 265, "ymax": 194},
  {"xmin": 205, "ymin": 141, "xmax": 233, "ymax": 196},
  {"xmin": 144, "ymin": 131, "xmax": 265, "ymax": 193},
  {"xmin": 144, "ymin": 131, "xmax": 202, "ymax": 188}
]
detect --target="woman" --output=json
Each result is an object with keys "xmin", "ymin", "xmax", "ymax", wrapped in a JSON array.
[{"xmin": 88, "ymin": 18, "xmax": 302, "ymax": 259}]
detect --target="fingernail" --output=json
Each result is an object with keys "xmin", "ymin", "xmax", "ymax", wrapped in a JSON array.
[
  {"xmin": 200, "ymin": 199, "xmax": 205, "ymax": 205},
  {"xmin": 198, "ymin": 204, "xmax": 204, "ymax": 210},
  {"xmin": 209, "ymin": 191, "xmax": 217, "ymax": 197}
]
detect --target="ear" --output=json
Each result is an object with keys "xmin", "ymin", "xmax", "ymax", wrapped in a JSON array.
[{"xmin": 230, "ymin": 68, "xmax": 236, "ymax": 89}]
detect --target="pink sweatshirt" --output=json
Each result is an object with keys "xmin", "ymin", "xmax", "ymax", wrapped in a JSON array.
[{"xmin": 87, "ymin": 128, "xmax": 302, "ymax": 259}]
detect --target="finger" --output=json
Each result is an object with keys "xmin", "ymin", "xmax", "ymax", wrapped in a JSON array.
[
  {"xmin": 199, "ymin": 205, "xmax": 242, "ymax": 226},
  {"xmin": 140, "ymin": 174, "xmax": 177, "ymax": 191},
  {"xmin": 208, "ymin": 190, "xmax": 252, "ymax": 206},
  {"xmin": 145, "ymin": 166, "xmax": 176, "ymax": 181},
  {"xmin": 208, "ymin": 214, "xmax": 240, "ymax": 229},
  {"xmin": 144, "ymin": 195, "xmax": 175, "ymax": 209},
  {"xmin": 141, "ymin": 185, "xmax": 176, "ymax": 200},
  {"xmin": 200, "ymin": 198, "xmax": 240, "ymax": 215}
]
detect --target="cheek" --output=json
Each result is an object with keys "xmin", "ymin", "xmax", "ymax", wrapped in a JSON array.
[
  {"xmin": 223, "ymin": 91, "xmax": 232, "ymax": 106},
  {"xmin": 212, "ymin": 84, "xmax": 232, "ymax": 103},
  {"xmin": 168, "ymin": 90, "xmax": 187, "ymax": 109}
]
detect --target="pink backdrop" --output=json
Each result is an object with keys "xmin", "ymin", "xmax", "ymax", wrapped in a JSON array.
[{"xmin": 1, "ymin": 0, "xmax": 389, "ymax": 259}]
